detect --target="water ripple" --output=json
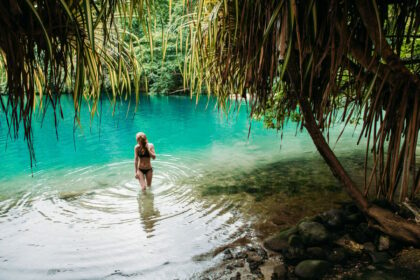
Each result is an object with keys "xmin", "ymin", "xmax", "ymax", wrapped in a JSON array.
[{"xmin": 0, "ymin": 154, "xmax": 244, "ymax": 280}]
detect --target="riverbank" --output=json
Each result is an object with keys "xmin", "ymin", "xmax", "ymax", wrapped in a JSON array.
[{"xmin": 197, "ymin": 200, "xmax": 420, "ymax": 280}]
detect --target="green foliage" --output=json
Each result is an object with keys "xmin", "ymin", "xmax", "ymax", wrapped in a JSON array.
[
  {"xmin": 252, "ymin": 86, "xmax": 302, "ymax": 130},
  {"xmin": 135, "ymin": 30, "xmax": 184, "ymax": 94},
  {"xmin": 128, "ymin": 0, "xmax": 186, "ymax": 94}
]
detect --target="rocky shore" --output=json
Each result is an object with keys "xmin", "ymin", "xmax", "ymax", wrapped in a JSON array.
[{"xmin": 198, "ymin": 202, "xmax": 420, "ymax": 279}]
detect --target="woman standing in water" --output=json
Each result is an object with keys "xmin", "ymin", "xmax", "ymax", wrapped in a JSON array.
[{"xmin": 134, "ymin": 132, "xmax": 156, "ymax": 190}]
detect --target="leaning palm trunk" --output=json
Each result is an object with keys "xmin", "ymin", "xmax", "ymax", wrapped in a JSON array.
[
  {"xmin": 296, "ymin": 70, "xmax": 420, "ymax": 245},
  {"xmin": 285, "ymin": 49, "xmax": 420, "ymax": 244},
  {"xmin": 185, "ymin": 0, "xmax": 420, "ymax": 244}
]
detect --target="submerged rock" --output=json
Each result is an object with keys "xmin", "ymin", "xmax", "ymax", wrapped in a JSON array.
[
  {"xmin": 297, "ymin": 221, "xmax": 329, "ymax": 245},
  {"xmin": 294, "ymin": 259, "xmax": 331, "ymax": 279}
]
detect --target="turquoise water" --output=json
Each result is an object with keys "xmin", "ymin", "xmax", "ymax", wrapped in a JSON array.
[{"xmin": 0, "ymin": 95, "xmax": 365, "ymax": 279}]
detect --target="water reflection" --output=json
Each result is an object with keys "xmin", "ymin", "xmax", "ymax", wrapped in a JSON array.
[{"xmin": 137, "ymin": 190, "xmax": 160, "ymax": 237}]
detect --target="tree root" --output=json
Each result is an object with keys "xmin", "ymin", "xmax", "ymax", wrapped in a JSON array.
[{"xmin": 367, "ymin": 204, "xmax": 420, "ymax": 245}]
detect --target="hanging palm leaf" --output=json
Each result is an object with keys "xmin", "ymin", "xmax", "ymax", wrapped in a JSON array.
[{"xmin": 0, "ymin": 0, "xmax": 154, "ymax": 166}]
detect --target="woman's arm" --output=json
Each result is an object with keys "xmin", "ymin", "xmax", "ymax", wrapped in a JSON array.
[
  {"xmin": 134, "ymin": 146, "xmax": 139, "ymax": 173},
  {"xmin": 148, "ymin": 143, "xmax": 156, "ymax": 159}
]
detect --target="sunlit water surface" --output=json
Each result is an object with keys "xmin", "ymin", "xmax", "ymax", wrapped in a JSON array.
[{"xmin": 0, "ymin": 95, "xmax": 366, "ymax": 279}]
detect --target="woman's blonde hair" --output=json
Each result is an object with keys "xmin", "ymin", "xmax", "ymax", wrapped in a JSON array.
[{"xmin": 136, "ymin": 132, "xmax": 147, "ymax": 154}]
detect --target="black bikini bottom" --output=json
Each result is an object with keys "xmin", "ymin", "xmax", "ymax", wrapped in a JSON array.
[{"xmin": 139, "ymin": 168, "xmax": 153, "ymax": 176}]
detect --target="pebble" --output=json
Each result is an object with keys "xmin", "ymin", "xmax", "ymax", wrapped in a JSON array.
[
  {"xmin": 223, "ymin": 249, "xmax": 234, "ymax": 261},
  {"xmin": 234, "ymin": 260, "xmax": 245, "ymax": 268},
  {"xmin": 378, "ymin": 235, "xmax": 390, "ymax": 251},
  {"xmin": 235, "ymin": 251, "xmax": 248, "ymax": 259}
]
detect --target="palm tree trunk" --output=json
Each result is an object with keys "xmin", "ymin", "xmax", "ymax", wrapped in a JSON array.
[{"xmin": 297, "ymin": 94, "xmax": 420, "ymax": 245}]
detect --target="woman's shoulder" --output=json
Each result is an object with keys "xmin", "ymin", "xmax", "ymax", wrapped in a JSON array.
[
  {"xmin": 148, "ymin": 143, "xmax": 154, "ymax": 147},
  {"xmin": 134, "ymin": 144, "xmax": 140, "ymax": 150}
]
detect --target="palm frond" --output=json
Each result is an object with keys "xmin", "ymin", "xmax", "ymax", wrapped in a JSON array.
[{"xmin": 0, "ymin": 0, "xmax": 153, "ymax": 167}]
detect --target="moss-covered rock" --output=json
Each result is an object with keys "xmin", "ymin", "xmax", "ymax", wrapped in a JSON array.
[
  {"xmin": 263, "ymin": 226, "xmax": 298, "ymax": 252},
  {"xmin": 297, "ymin": 221, "xmax": 329, "ymax": 245}
]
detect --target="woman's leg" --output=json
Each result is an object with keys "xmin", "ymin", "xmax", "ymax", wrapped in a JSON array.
[
  {"xmin": 136, "ymin": 170, "xmax": 147, "ymax": 190},
  {"xmin": 145, "ymin": 169, "xmax": 153, "ymax": 187}
]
